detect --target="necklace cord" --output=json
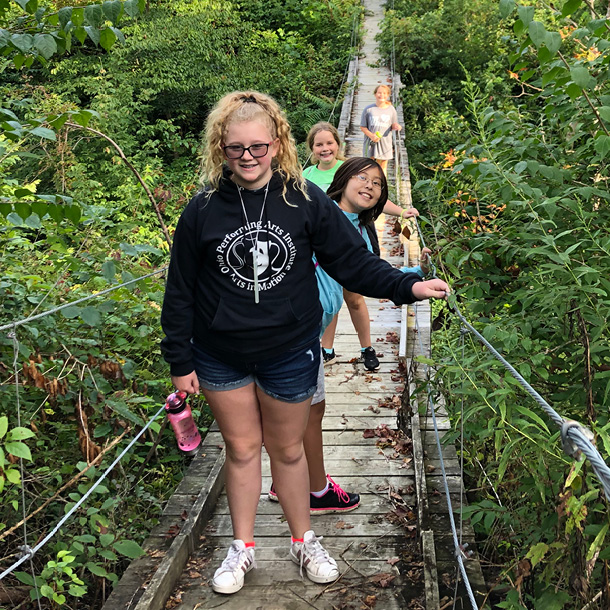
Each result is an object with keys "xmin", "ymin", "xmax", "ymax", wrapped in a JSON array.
[{"xmin": 237, "ymin": 181, "xmax": 270, "ymax": 303}]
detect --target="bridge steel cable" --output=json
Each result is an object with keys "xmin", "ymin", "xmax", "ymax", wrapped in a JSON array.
[
  {"xmin": 0, "ymin": 267, "xmax": 168, "ymax": 333},
  {"xmin": 303, "ymin": 8, "xmax": 360, "ymax": 168},
  {"xmin": 411, "ymin": 214, "xmax": 610, "ymax": 499},
  {"xmin": 387, "ymin": 2, "xmax": 609, "ymax": 607},
  {"xmin": 415, "ymin": 311, "xmax": 480, "ymax": 610},
  {"xmin": 390, "ymin": 93, "xmax": 479, "ymax": 609},
  {"xmin": 0, "ymin": 401, "xmax": 166, "ymax": 581},
  {"xmin": 0, "ymin": 268, "xmax": 169, "ymax": 581},
  {"xmin": 9, "ymin": 328, "xmax": 43, "ymax": 608}
]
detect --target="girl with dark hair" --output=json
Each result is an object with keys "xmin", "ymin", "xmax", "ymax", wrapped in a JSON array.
[
  {"xmin": 323, "ymin": 158, "xmax": 430, "ymax": 371},
  {"xmin": 327, "ymin": 157, "xmax": 389, "ymax": 224}
]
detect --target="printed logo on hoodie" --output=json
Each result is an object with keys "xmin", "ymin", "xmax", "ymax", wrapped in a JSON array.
[{"xmin": 215, "ymin": 220, "xmax": 297, "ymax": 292}]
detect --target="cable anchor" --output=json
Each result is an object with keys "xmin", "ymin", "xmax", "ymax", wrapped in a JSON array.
[
  {"xmin": 457, "ymin": 542, "xmax": 474, "ymax": 560},
  {"xmin": 560, "ymin": 419, "xmax": 595, "ymax": 460},
  {"xmin": 18, "ymin": 545, "xmax": 34, "ymax": 560}
]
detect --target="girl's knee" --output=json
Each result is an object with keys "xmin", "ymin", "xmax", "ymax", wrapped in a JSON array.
[
  {"xmin": 265, "ymin": 441, "xmax": 305, "ymax": 466},
  {"xmin": 224, "ymin": 437, "xmax": 263, "ymax": 465},
  {"xmin": 345, "ymin": 294, "xmax": 365, "ymax": 310}
]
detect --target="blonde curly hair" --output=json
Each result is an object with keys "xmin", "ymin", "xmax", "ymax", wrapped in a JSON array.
[
  {"xmin": 200, "ymin": 91, "xmax": 308, "ymax": 201},
  {"xmin": 306, "ymin": 122, "xmax": 345, "ymax": 164}
]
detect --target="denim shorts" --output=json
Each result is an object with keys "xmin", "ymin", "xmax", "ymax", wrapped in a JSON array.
[{"xmin": 192, "ymin": 334, "xmax": 321, "ymax": 403}]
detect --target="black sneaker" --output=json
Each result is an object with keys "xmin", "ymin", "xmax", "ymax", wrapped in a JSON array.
[
  {"xmin": 362, "ymin": 346, "xmax": 379, "ymax": 371},
  {"xmin": 269, "ymin": 477, "xmax": 361, "ymax": 515},
  {"xmin": 310, "ymin": 475, "xmax": 360, "ymax": 515},
  {"xmin": 322, "ymin": 349, "xmax": 337, "ymax": 366}
]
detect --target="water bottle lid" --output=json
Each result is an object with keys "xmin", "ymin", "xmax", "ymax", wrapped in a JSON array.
[{"xmin": 165, "ymin": 390, "xmax": 187, "ymax": 413}]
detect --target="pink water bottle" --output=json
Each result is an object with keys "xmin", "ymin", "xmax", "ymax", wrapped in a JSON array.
[{"xmin": 165, "ymin": 391, "xmax": 201, "ymax": 455}]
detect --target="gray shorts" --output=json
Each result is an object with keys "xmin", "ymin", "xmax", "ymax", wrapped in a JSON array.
[{"xmin": 311, "ymin": 353, "xmax": 326, "ymax": 405}]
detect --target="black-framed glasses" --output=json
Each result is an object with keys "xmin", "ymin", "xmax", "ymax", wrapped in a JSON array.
[
  {"xmin": 352, "ymin": 173, "xmax": 384, "ymax": 190},
  {"xmin": 223, "ymin": 142, "xmax": 273, "ymax": 159}
]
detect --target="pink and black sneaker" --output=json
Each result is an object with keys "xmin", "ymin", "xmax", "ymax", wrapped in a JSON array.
[
  {"xmin": 311, "ymin": 475, "xmax": 360, "ymax": 514},
  {"xmin": 268, "ymin": 483, "xmax": 279, "ymax": 502},
  {"xmin": 268, "ymin": 475, "xmax": 360, "ymax": 514}
]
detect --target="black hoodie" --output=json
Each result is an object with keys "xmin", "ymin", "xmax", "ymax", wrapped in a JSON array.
[{"xmin": 161, "ymin": 169, "xmax": 422, "ymax": 376}]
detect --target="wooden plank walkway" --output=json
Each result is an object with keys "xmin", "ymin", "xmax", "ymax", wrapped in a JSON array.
[{"xmin": 103, "ymin": 2, "xmax": 487, "ymax": 609}]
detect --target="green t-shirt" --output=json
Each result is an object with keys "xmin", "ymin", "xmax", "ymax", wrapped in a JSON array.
[{"xmin": 303, "ymin": 160, "xmax": 344, "ymax": 193}]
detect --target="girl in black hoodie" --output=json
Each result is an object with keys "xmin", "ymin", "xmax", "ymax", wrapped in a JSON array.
[{"xmin": 161, "ymin": 91, "xmax": 449, "ymax": 595}]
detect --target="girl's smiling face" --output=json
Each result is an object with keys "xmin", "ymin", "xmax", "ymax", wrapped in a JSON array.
[
  {"xmin": 374, "ymin": 87, "xmax": 390, "ymax": 106},
  {"xmin": 223, "ymin": 121, "xmax": 278, "ymax": 190},
  {"xmin": 312, "ymin": 130, "xmax": 339, "ymax": 169},
  {"xmin": 339, "ymin": 165, "xmax": 383, "ymax": 214}
]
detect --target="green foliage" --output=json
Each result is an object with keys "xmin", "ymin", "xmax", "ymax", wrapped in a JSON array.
[
  {"xmin": 17, "ymin": 550, "xmax": 87, "ymax": 606},
  {"xmin": 0, "ymin": 1, "xmax": 359, "ymax": 607},
  {"xmin": 388, "ymin": 0, "xmax": 610, "ymax": 606},
  {"xmin": 43, "ymin": 0, "xmax": 361, "ymax": 177},
  {"xmin": 0, "ymin": 0, "xmax": 144, "ymax": 68},
  {"xmin": 379, "ymin": 0, "xmax": 512, "ymax": 172}
]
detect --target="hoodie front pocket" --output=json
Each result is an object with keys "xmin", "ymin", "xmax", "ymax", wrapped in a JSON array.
[{"xmin": 209, "ymin": 296, "xmax": 304, "ymax": 333}]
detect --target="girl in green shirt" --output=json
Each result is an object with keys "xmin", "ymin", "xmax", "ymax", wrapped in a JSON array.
[{"xmin": 302, "ymin": 122, "xmax": 345, "ymax": 193}]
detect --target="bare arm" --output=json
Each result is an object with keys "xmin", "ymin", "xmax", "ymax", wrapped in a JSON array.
[{"xmin": 382, "ymin": 199, "xmax": 419, "ymax": 218}]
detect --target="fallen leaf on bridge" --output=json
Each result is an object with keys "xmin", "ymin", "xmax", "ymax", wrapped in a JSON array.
[
  {"xmin": 335, "ymin": 520, "xmax": 355, "ymax": 529},
  {"xmin": 369, "ymin": 573, "xmax": 395, "ymax": 588}
]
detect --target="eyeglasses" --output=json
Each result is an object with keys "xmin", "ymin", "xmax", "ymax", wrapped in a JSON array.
[
  {"xmin": 223, "ymin": 143, "xmax": 272, "ymax": 159},
  {"xmin": 352, "ymin": 173, "xmax": 384, "ymax": 190}
]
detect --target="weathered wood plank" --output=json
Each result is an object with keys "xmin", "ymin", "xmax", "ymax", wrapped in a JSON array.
[
  {"xmin": 205, "ymin": 513, "xmax": 413, "ymax": 540},
  {"xmin": 422, "ymin": 530, "xmax": 441, "ymax": 610},
  {"xmin": 171, "ymin": 581, "xmax": 411, "ymax": 610},
  {"xmin": 210, "ymin": 492, "xmax": 416, "ymax": 516},
  {"xmin": 259, "ymin": 475, "xmax": 415, "ymax": 493},
  {"xmin": 319, "ymin": 416, "xmax": 398, "ymax": 430},
  {"xmin": 206, "ymin": 429, "xmax": 411, "ymax": 447},
  {"xmin": 259, "ymin": 454, "xmax": 414, "ymax": 476}
]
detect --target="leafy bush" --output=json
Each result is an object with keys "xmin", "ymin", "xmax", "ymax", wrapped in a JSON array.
[
  {"xmin": 386, "ymin": 0, "xmax": 610, "ymax": 607},
  {"xmin": 0, "ymin": 0, "xmax": 361, "ymax": 607}
]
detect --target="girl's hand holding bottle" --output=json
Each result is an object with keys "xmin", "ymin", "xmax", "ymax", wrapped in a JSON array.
[{"xmin": 171, "ymin": 371, "xmax": 200, "ymax": 395}]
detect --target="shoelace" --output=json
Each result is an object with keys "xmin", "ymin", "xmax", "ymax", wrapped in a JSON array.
[
  {"xmin": 327, "ymin": 475, "xmax": 350, "ymax": 503},
  {"xmin": 218, "ymin": 544, "xmax": 254, "ymax": 575},
  {"xmin": 297, "ymin": 534, "xmax": 331, "ymax": 578}
]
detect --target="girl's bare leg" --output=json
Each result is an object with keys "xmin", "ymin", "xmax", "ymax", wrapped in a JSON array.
[
  {"xmin": 375, "ymin": 158, "xmax": 389, "ymax": 176},
  {"xmin": 343, "ymin": 288, "xmax": 372, "ymax": 348},
  {"xmin": 203, "ymin": 383, "xmax": 262, "ymax": 542},
  {"xmin": 320, "ymin": 314, "xmax": 338, "ymax": 350},
  {"xmin": 259, "ymin": 389, "xmax": 312, "ymax": 538},
  {"xmin": 303, "ymin": 400, "xmax": 327, "ymax": 492}
]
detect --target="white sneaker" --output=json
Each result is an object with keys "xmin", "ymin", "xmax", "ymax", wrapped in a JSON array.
[
  {"xmin": 290, "ymin": 530, "xmax": 340, "ymax": 584},
  {"xmin": 211, "ymin": 540, "xmax": 256, "ymax": 594}
]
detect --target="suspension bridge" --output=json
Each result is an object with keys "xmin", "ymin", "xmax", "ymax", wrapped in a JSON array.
[{"xmin": 2, "ymin": 1, "xmax": 609, "ymax": 609}]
